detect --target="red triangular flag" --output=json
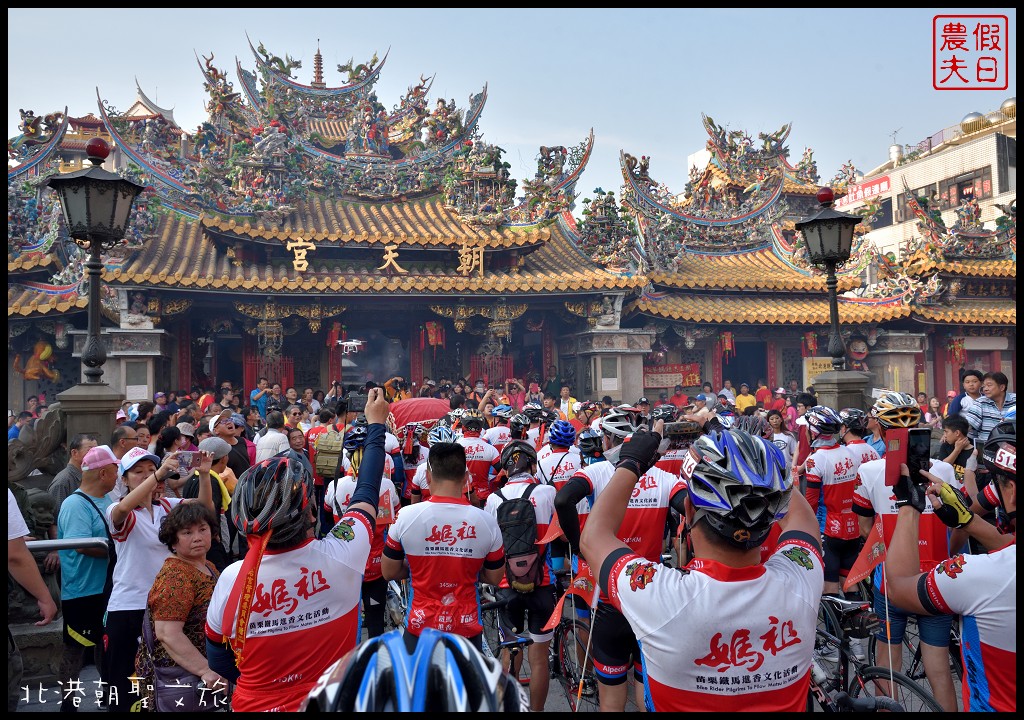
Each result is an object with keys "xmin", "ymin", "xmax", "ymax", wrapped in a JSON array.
[
  {"xmin": 542, "ymin": 561, "xmax": 598, "ymax": 632},
  {"xmin": 844, "ymin": 516, "xmax": 886, "ymax": 591},
  {"xmin": 538, "ymin": 513, "xmax": 565, "ymax": 545}
]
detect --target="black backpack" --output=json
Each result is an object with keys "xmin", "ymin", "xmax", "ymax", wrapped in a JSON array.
[{"xmin": 494, "ymin": 484, "xmax": 543, "ymax": 593}]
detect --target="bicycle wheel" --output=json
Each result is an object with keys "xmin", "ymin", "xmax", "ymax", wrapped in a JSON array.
[
  {"xmin": 849, "ymin": 666, "xmax": 944, "ymax": 712},
  {"xmin": 481, "ymin": 606, "xmax": 502, "ymax": 661},
  {"xmin": 867, "ymin": 615, "xmax": 963, "ymax": 686},
  {"xmin": 814, "ymin": 598, "xmax": 843, "ymax": 687},
  {"xmin": 554, "ymin": 618, "xmax": 599, "ymax": 712}
]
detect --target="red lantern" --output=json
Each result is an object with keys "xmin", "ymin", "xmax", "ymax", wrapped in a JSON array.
[
  {"xmin": 947, "ymin": 338, "xmax": 966, "ymax": 367},
  {"xmin": 720, "ymin": 331, "xmax": 735, "ymax": 363},
  {"xmin": 803, "ymin": 331, "xmax": 818, "ymax": 358}
]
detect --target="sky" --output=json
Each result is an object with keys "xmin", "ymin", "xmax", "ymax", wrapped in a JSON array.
[{"xmin": 7, "ymin": 8, "xmax": 1017, "ymax": 210}]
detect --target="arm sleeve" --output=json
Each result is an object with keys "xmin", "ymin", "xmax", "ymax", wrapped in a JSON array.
[
  {"xmin": 554, "ymin": 476, "xmax": 592, "ymax": 556},
  {"xmin": 348, "ymin": 424, "xmax": 386, "ymax": 510},
  {"xmin": 206, "ymin": 639, "xmax": 240, "ymax": 683},
  {"xmin": 669, "ymin": 486, "xmax": 688, "ymax": 515}
]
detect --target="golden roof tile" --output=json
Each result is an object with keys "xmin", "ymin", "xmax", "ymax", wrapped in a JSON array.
[
  {"xmin": 8, "ymin": 285, "xmax": 88, "ymax": 317},
  {"xmin": 628, "ymin": 292, "xmax": 910, "ymax": 325},
  {"xmin": 906, "ymin": 257, "xmax": 1016, "ymax": 278},
  {"xmin": 913, "ymin": 304, "xmax": 1016, "ymax": 324},
  {"xmin": 8, "ymin": 252, "xmax": 58, "ymax": 272},
  {"xmin": 648, "ymin": 249, "xmax": 860, "ymax": 292}
]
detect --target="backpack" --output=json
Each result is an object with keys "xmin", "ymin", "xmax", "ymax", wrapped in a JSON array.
[
  {"xmin": 315, "ymin": 427, "xmax": 345, "ymax": 479},
  {"xmin": 494, "ymin": 484, "xmax": 543, "ymax": 593}
]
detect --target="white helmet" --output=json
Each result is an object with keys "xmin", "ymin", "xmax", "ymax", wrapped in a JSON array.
[{"xmin": 600, "ymin": 407, "xmax": 638, "ymax": 439}]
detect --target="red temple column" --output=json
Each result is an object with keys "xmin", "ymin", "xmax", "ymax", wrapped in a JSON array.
[{"xmin": 766, "ymin": 340, "xmax": 778, "ymax": 388}]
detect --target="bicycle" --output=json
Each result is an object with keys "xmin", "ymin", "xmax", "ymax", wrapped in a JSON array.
[
  {"xmin": 809, "ymin": 594, "xmax": 944, "ymax": 712},
  {"xmin": 479, "ymin": 584, "xmax": 534, "ymax": 687},
  {"xmin": 867, "ymin": 614, "xmax": 964, "ymax": 687},
  {"xmin": 383, "ymin": 578, "xmax": 408, "ymax": 632}
]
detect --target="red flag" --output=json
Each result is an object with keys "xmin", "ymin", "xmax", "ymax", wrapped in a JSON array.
[
  {"xmin": 538, "ymin": 513, "xmax": 564, "ymax": 545},
  {"xmin": 542, "ymin": 561, "xmax": 598, "ymax": 632},
  {"xmin": 844, "ymin": 516, "xmax": 885, "ymax": 591}
]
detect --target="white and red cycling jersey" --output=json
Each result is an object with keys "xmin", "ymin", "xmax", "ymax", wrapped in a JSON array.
[
  {"xmin": 918, "ymin": 543, "xmax": 1016, "ymax": 712},
  {"xmin": 571, "ymin": 461, "xmax": 685, "ymax": 566},
  {"xmin": 205, "ymin": 510, "xmax": 374, "ymax": 712},
  {"xmin": 655, "ymin": 447, "xmax": 689, "ymax": 476},
  {"xmin": 323, "ymin": 476, "xmax": 400, "ymax": 581},
  {"xmin": 484, "ymin": 477, "xmax": 557, "ymax": 590},
  {"xmin": 537, "ymin": 443, "xmax": 581, "ymax": 489},
  {"xmin": 805, "ymin": 443, "xmax": 859, "ymax": 539},
  {"xmin": 458, "ymin": 433, "xmax": 500, "ymax": 501},
  {"xmin": 851, "ymin": 458, "xmax": 959, "ymax": 594},
  {"xmin": 402, "ymin": 442, "xmax": 428, "ymax": 501},
  {"xmin": 383, "ymin": 496, "xmax": 503, "ymax": 638},
  {"xmin": 843, "ymin": 438, "xmax": 881, "ymax": 469},
  {"xmin": 409, "ymin": 455, "xmax": 433, "ymax": 500},
  {"xmin": 483, "ymin": 424, "xmax": 512, "ymax": 453},
  {"xmin": 602, "ymin": 532, "xmax": 824, "ymax": 712}
]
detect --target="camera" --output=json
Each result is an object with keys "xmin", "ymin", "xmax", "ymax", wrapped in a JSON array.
[{"xmin": 347, "ymin": 393, "xmax": 368, "ymax": 413}]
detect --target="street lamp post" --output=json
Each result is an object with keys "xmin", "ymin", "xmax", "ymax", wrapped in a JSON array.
[
  {"xmin": 795, "ymin": 187, "xmax": 861, "ymax": 372},
  {"xmin": 48, "ymin": 138, "xmax": 145, "ymax": 383}
]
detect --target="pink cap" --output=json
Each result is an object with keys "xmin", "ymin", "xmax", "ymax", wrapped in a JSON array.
[{"xmin": 81, "ymin": 445, "xmax": 119, "ymax": 472}]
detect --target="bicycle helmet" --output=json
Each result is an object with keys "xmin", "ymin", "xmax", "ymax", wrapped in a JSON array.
[
  {"xmin": 461, "ymin": 408, "xmax": 486, "ymax": 432},
  {"xmin": 509, "ymin": 413, "xmax": 531, "ymax": 440},
  {"xmin": 732, "ymin": 414, "xmax": 772, "ymax": 439},
  {"xmin": 231, "ymin": 453, "xmax": 315, "ymax": 548},
  {"xmin": 353, "ymin": 414, "xmax": 368, "ymax": 428},
  {"xmin": 682, "ymin": 429, "xmax": 792, "ymax": 549},
  {"xmin": 492, "ymin": 404, "xmax": 513, "ymax": 420},
  {"xmin": 428, "ymin": 425, "xmax": 460, "ymax": 446},
  {"xmin": 805, "ymin": 405, "xmax": 843, "ymax": 445},
  {"xmin": 300, "ymin": 628, "xmax": 528, "ymax": 712},
  {"xmin": 539, "ymin": 408, "xmax": 558, "ymax": 425},
  {"xmin": 870, "ymin": 391, "xmax": 921, "ymax": 429},
  {"xmin": 651, "ymin": 404, "xmax": 678, "ymax": 423},
  {"xmin": 522, "ymin": 403, "xmax": 544, "ymax": 421},
  {"xmin": 344, "ymin": 425, "xmax": 368, "ymax": 450},
  {"xmin": 576, "ymin": 400, "xmax": 598, "ymax": 416},
  {"xmin": 500, "ymin": 440, "xmax": 538, "ymax": 476},
  {"xmin": 982, "ymin": 419, "xmax": 1016, "ymax": 479},
  {"xmin": 578, "ymin": 428, "xmax": 604, "ymax": 459},
  {"xmin": 548, "ymin": 419, "xmax": 577, "ymax": 448},
  {"xmin": 600, "ymin": 407, "xmax": 638, "ymax": 440},
  {"xmin": 838, "ymin": 407, "xmax": 869, "ymax": 435}
]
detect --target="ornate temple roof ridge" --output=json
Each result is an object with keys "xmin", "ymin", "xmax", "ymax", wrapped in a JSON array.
[
  {"xmin": 131, "ymin": 78, "xmax": 176, "ymax": 126},
  {"xmin": 246, "ymin": 34, "xmax": 388, "ymax": 96}
]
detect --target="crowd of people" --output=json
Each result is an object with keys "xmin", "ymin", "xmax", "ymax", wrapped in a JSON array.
[{"xmin": 6, "ymin": 367, "xmax": 1015, "ymax": 712}]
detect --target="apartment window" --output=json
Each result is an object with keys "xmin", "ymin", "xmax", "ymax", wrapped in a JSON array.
[{"xmin": 938, "ymin": 167, "xmax": 992, "ymax": 209}]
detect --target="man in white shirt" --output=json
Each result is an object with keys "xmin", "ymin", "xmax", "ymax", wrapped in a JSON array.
[{"xmin": 255, "ymin": 410, "xmax": 290, "ymax": 462}]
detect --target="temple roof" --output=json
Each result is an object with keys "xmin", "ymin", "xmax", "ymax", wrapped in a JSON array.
[
  {"xmin": 913, "ymin": 302, "xmax": 1016, "ymax": 325},
  {"xmin": 905, "ymin": 255, "xmax": 1016, "ymax": 279},
  {"xmin": 8, "ymin": 284, "xmax": 87, "ymax": 317},
  {"xmin": 200, "ymin": 195, "xmax": 551, "ymax": 248},
  {"xmin": 647, "ymin": 248, "xmax": 859, "ymax": 293},
  {"xmin": 92, "ymin": 212, "xmax": 639, "ymax": 297},
  {"xmin": 627, "ymin": 292, "xmax": 911, "ymax": 325}
]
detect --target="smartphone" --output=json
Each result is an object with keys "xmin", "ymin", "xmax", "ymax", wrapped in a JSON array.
[
  {"xmin": 177, "ymin": 451, "xmax": 202, "ymax": 474},
  {"xmin": 906, "ymin": 428, "xmax": 932, "ymax": 486}
]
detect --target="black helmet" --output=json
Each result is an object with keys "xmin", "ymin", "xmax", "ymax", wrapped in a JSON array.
[
  {"xmin": 578, "ymin": 428, "xmax": 604, "ymax": 459},
  {"xmin": 732, "ymin": 414, "xmax": 772, "ymax": 439},
  {"xmin": 231, "ymin": 453, "xmax": 314, "ymax": 548},
  {"xmin": 461, "ymin": 408, "xmax": 486, "ymax": 432},
  {"xmin": 651, "ymin": 404, "xmax": 678, "ymax": 423},
  {"xmin": 838, "ymin": 407, "xmax": 869, "ymax": 435},
  {"xmin": 982, "ymin": 419, "xmax": 1016, "ymax": 479},
  {"xmin": 509, "ymin": 413, "xmax": 530, "ymax": 440},
  {"xmin": 522, "ymin": 403, "xmax": 544, "ymax": 421},
  {"xmin": 500, "ymin": 440, "xmax": 537, "ymax": 477}
]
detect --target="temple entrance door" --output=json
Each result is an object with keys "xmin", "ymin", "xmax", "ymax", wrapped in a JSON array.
[
  {"xmin": 214, "ymin": 335, "xmax": 243, "ymax": 388},
  {"xmin": 724, "ymin": 341, "xmax": 767, "ymax": 393}
]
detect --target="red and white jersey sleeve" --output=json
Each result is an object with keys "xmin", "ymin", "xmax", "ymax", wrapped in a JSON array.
[
  {"xmin": 483, "ymin": 425, "xmax": 511, "ymax": 452},
  {"xmin": 410, "ymin": 461, "xmax": 431, "ymax": 499},
  {"xmin": 484, "ymin": 480, "xmax": 557, "ymax": 589},
  {"xmin": 604, "ymin": 532, "xmax": 824, "ymax": 712},
  {"xmin": 919, "ymin": 544, "xmax": 1016, "ymax": 712},
  {"xmin": 806, "ymin": 444, "xmax": 860, "ymax": 539},
  {"xmin": 852, "ymin": 458, "xmax": 960, "ymax": 593},
  {"xmin": 590, "ymin": 465, "xmax": 685, "ymax": 562},
  {"xmin": 537, "ymin": 445, "xmax": 582, "ymax": 489},
  {"xmin": 205, "ymin": 510, "xmax": 374, "ymax": 712},
  {"xmin": 458, "ymin": 435, "xmax": 500, "ymax": 499},
  {"xmin": 384, "ymin": 497, "xmax": 503, "ymax": 638}
]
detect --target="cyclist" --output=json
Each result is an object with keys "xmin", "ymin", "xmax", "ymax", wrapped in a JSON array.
[
  {"xmin": 508, "ymin": 412, "xmax": 531, "ymax": 442},
  {"xmin": 884, "ymin": 418, "xmax": 1016, "ymax": 712},
  {"xmin": 581, "ymin": 423, "xmax": 823, "ymax": 712},
  {"xmin": 537, "ymin": 420, "xmax": 581, "ymax": 489},
  {"xmin": 554, "ymin": 407, "xmax": 687, "ymax": 711},
  {"xmin": 300, "ymin": 628, "xmax": 528, "ymax": 711},
  {"xmin": 483, "ymin": 441, "xmax": 558, "ymax": 712},
  {"xmin": 382, "ymin": 442, "xmax": 504, "ymax": 651},
  {"xmin": 458, "ymin": 409, "xmax": 500, "ymax": 506},
  {"xmin": 409, "ymin": 425, "xmax": 461, "ymax": 503},
  {"xmin": 323, "ymin": 425, "xmax": 401, "ymax": 640},
  {"xmin": 850, "ymin": 391, "xmax": 960, "ymax": 712},
  {"xmin": 802, "ymin": 405, "xmax": 860, "ymax": 598},
  {"xmin": 484, "ymin": 404, "xmax": 514, "ymax": 453},
  {"xmin": 570, "ymin": 401, "xmax": 601, "ymax": 435},
  {"xmin": 205, "ymin": 388, "xmax": 389, "ymax": 712},
  {"xmin": 838, "ymin": 407, "xmax": 881, "ymax": 467}
]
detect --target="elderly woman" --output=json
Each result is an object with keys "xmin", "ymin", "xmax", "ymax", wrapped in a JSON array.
[
  {"xmin": 103, "ymin": 447, "xmax": 214, "ymax": 710},
  {"xmin": 135, "ymin": 502, "xmax": 225, "ymax": 710}
]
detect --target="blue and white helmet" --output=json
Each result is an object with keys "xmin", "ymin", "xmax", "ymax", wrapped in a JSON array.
[
  {"xmin": 681, "ymin": 429, "xmax": 792, "ymax": 549},
  {"xmin": 428, "ymin": 425, "xmax": 460, "ymax": 446},
  {"xmin": 547, "ymin": 419, "xmax": 577, "ymax": 448},
  {"xmin": 300, "ymin": 628, "xmax": 528, "ymax": 712}
]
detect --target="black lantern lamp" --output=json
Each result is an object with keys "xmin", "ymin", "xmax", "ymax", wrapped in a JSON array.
[
  {"xmin": 795, "ymin": 187, "xmax": 861, "ymax": 371},
  {"xmin": 48, "ymin": 138, "xmax": 145, "ymax": 383}
]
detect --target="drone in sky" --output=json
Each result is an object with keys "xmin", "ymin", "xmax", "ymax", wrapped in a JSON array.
[{"xmin": 337, "ymin": 339, "xmax": 365, "ymax": 354}]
